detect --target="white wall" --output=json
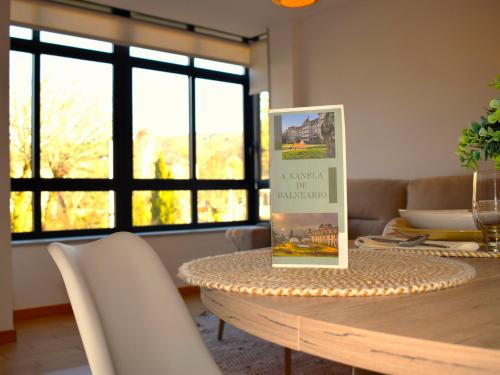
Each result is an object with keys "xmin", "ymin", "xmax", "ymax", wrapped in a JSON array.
[
  {"xmin": 12, "ymin": 230, "xmax": 241, "ymax": 309},
  {"xmin": 0, "ymin": 0, "xmax": 13, "ymax": 330},
  {"xmin": 269, "ymin": 0, "xmax": 499, "ymax": 179},
  {"xmin": 268, "ymin": 20, "xmax": 296, "ymax": 109}
]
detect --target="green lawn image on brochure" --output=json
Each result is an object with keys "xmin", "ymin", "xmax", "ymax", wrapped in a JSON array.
[
  {"xmin": 273, "ymin": 241, "xmax": 338, "ymax": 257},
  {"xmin": 282, "ymin": 144, "xmax": 327, "ymax": 160}
]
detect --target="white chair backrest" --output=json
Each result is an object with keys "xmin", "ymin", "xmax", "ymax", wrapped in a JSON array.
[{"xmin": 48, "ymin": 232, "xmax": 220, "ymax": 375}]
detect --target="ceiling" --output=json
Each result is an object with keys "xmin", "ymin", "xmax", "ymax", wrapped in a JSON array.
[{"xmin": 92, "ymin": 0, "xmax": 347, "ymax": 38}]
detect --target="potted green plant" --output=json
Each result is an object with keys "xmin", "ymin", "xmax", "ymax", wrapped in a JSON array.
[
  {"xmin": 456, "ymin": 75, "xmax": 500, "ymax": 251},
  {"xmin": 456, "ymin": 76, "xmax": 500, "ymax": 169}
]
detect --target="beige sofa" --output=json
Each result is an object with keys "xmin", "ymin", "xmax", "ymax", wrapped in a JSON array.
[
  {"xmin": 236, "ymin": 175, "xmax": 473, "ymax": 248},
  {"xmin": 347, "ymin": 174, "xmax": 472, "ymax": 239}
]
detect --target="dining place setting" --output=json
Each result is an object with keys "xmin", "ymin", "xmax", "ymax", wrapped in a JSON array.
[{"xmin": 356, "ymin": 208, "xmax": 500, "ymax": 257}]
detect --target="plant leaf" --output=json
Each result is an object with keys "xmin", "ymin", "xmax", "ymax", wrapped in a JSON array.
[
  {"xmin": 490, "ymin": 99, "xmax": 500, "ymax": 109},
  {"xmin": 471, "ymin": 121, "xmax": 481, "ymax": 133}
]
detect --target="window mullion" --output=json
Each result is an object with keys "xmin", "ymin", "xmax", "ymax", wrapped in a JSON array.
[
  {"xmin": 243, "ymin": 69, "xmax": 257, "ymax": 223},
  {"xmin": 113, "ymin": 45, "xmax": 133, "ymax": 231},
  {"xmin": 33, "ymin": 30, "xmax": 42, "ymax": 233},
  {"xmin": 253, "ymin": 94, "xmax": 262, "ymax": 183},
  {"xmin": 189, "ymin": 58, "xmax": 199, "ymax": 225}
]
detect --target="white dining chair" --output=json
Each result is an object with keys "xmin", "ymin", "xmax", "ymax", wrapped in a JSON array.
[{"xmin": 48, "ymin": 232, "xmax": 221, "ymax": 375}]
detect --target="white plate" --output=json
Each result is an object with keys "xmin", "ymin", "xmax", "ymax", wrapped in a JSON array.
[{"xmin": 399, "ymin": 209, "xmax": 477, "ymax": 230}]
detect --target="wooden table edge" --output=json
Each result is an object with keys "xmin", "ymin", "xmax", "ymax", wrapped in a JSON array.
[{"xmin": 201, "ymin": 287, "xmax": 500, "ymax": 375}]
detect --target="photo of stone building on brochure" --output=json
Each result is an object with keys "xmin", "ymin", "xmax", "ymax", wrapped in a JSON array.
[
  {"xmin": 280, "ymin": 111, "xmax": 336, "ymax": 160},
  {"xmin": 272, "ymin": 212, "xmax": 339, "ymax": 258}
]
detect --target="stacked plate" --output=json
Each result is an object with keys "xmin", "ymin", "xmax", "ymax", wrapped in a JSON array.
[{"xmin": 393, "ymin": 209, "xmax": 483, "ymax": 242}]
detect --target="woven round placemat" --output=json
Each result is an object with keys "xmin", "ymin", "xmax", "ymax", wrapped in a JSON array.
[{"xmin": 178, "ymin": 248, "xmax": 476, "ymax": 297}]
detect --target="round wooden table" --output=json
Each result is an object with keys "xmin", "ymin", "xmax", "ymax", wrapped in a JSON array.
[{"xmin": 201, "ymin": 257, "xmax": 500, "ymax": 375}]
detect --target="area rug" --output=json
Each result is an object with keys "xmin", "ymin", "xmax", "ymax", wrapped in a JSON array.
[{"xmin": 196, "ymin": 312, "xmax": 352, "ymax": 375}]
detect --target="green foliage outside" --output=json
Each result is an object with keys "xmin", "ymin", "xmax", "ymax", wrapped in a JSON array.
[
  {"xmin": 10, "ymin": 87, "xmax": 32, "ymax": 232},
  {"xmin": 196, "ymin": 134, "xmax": 244, "ymax": 179},
  {"xmin": 456, "ymin": 75, "xmax": 500, "ymax": 169},
  {"xmin": 10, "ymin": 192, "xmax": 32, "ymax": 233},
  {"xmin": 132, "ymin": 155, "xmax": 189, "ymax": 226},
  {"xmin": 10, "ymin": 73, "xmax": 112, "ymax": 232},
  {"xmin": 151, "ymin": 155, "xmax": 178, "ymax": 225},
  {"xmin": 197, "ymin": 190, "xmax": 247, "ymax": 223},
  {"xmin": 282, "ymin": 145, "xmax": 327, "ymax": 160}
]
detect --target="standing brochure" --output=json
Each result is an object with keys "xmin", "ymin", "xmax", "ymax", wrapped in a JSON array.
[{"xmin": 269, "ymin": 105, "xmax": 348, "ymax": 268}]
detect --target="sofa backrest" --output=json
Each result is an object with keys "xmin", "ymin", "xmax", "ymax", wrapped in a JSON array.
[
  {"xmin": 347, "ymin": 179, "xmax": 408, "ymax": 239},
  {"xmin": 346, "ymin": 175, "xmax": 473, "ymax": 239},
  {"xmin": 406, "ymin": 175, "xmax": 473, "ymax": 210}
]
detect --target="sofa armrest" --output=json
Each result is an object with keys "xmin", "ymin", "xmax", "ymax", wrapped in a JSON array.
[{"xmin": 225, "ymin": 225, "xmax": 271, "ymax": 251}]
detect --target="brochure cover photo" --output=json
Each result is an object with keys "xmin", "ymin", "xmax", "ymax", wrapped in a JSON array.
[{"xmin": 269, "ymin": 105, "xmax": 347, "ymax": 268}]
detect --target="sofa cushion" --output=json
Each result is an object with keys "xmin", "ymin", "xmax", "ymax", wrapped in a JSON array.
[
  {"xmin": 347, "ymin": 179, "xmax": 408, "ymax": 239},
  {"xmin": 406, "ymin": 175, "xmax": 473, "ymax": 210}
]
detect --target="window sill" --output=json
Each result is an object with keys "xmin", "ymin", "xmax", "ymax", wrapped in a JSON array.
[{"xmin": 11, "ymin": 224, "xmax": 263, "ymax": 247}]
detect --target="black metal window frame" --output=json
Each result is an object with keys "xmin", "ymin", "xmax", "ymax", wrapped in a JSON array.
[{"xmin": 10, "ymin": 29, "xmax": 259, "ymax": 240}]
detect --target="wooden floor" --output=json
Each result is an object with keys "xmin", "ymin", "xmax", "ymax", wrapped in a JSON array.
[{"xmin": 0, "ymin": 295, "xmax": 206, "ymax": 375}]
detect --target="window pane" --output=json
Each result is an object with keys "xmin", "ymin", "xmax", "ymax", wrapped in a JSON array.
[
  {"xmin": 259, "ymin": 91, "xmax": 270, "ymax": 180},
  {"xmin": 10, "ymin": 192, "xmax": 33, "ymax": 233},
  {"xmin": 259, "ymin": 188, "xmax": 270, "ymax": 221},
  {"xmin": 10, "ymin": 26, "xmax": 33, "ymax": 40},
  {"xmin": 132, "ymin": 190, "xmax": 191, "ymax": 226},
  {"xmin": 133, "ymin": 68, "xmax": 190, "ymax": 179},
  {"xmin": 194, "ymin": 58, "xmax": 245, "ymax": 75},
  {"xmin": 41, "ymin": 191, "xmax": 115, "ymax": 231},
  {"xmin": 130, "ymin": 47, "xmax": 189, "ymax": 65},
  {"xmin": 40, "ymin": 31, "xmax": 113, "ymax": 53},
  {"xmin": 40, "ymin": 55, "xmax": 113, "ymax": 178},
  {"xmin": 195, "ymin": 79, "xmax": 244, "ymax": 179},
  {"xmin": 197, "ymin": 190, "xmax": 247, "ymax": 223},
  {"xmin": 9, "ymin": 51, "xmax": 33, "ymax": 178}
]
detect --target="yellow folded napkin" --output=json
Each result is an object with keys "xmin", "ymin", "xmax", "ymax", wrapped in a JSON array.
[{"xmin": 355, "ymin": 236, "xmax": 480, "ymax": 251}]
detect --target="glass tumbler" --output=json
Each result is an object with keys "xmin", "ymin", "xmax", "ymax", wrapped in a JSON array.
[{"xmin": 473, "ymin": 168, "xmax": 500, "ymax": 251}]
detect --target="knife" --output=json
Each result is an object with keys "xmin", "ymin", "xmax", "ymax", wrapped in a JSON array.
[{"xmin": 363, "ymin": 237, "xmax": 450, "ymax": 249}]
